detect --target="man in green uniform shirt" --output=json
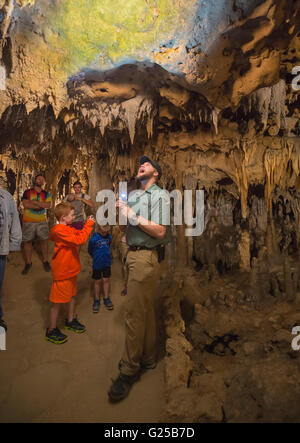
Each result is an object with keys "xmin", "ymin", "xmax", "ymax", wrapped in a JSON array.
[{"xmin": 108, "ymin": 156, "xmax": 170, "ymax": 402}]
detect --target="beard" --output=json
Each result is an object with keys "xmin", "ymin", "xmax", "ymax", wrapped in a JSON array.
[{"xmin": 136, "ymin": 171, "xmax": 154, "ymax": 182}]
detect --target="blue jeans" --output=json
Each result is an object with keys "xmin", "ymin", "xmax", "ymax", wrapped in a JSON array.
[{"xmin": 0, "ymin": 255, "xmax": 7, "ymax": 319}]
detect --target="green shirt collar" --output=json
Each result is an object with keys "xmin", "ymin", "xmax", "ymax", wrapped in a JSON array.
[{"xmin": 145, "ymin": 183, "xmax": 160, "ymax": 194}]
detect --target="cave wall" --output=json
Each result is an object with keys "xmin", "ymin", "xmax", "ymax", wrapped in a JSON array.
[
  {"xmin": 1, "ymin": 73, "xmax": 299, "ymax": 270},
  {"xmin": 0, "ymin": 0, "xmax": 300, "ymax": 423}
]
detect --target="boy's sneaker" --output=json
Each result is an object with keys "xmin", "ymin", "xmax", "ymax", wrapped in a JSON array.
[
  {"xmin": 45, "ymin": 327, "xmax": 68, "ymax": 344},
  {"xmin": 103, "ymin": 297, "xmax": 114, "ymax": 310},
  {"xmin": 108, "ymin": 372, "xmax": 140, "ymax": 402},
  {"xmin": 141, "ymin": 362, "xmax": 157, "ymax": 370},
  {"xmin": 93, "ymin": 299, "xmax": 100, "ymax": 313},
  {"xmin": 65, "ymin": 318, "xmax": 86, "ymax": 333}
]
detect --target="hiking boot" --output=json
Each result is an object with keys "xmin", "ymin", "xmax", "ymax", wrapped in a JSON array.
[
  {"xmin": 65, "ymin": 318, "xmax": 86, "ymax": 333},
  {"xmin": 0, "ymin": 318, "xmax": 7, "ymax": 332},
  {"xmin": 103, "ymin": 297, "xmax": 114, "ymax": 310},
  {"xmin": 22, "ymin": 263, "xmax": 32, "ymax": 275},
  {"xmin": 45, "ymin": 327, "xmax": 68, "ymax": 344},
  {"xmin": 108, "ymin": 372, "xmax": 140, "ymax": 402},
  {"xmin": 141, "ymin": 362, "xmax": 157, "ymax": 370},
  {"xmin": 119, "ymin": 359, "xmax": 156, "ymax": 371},
  {"xmin": 92, "ymin": 299, "xmax": 100, "ymax": 313},
  {"xmin": 43, "ymin": 261, "xmax": 51, "ymax": 272}
]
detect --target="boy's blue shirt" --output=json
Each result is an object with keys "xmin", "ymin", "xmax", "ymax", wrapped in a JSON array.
[{"xmin": 88, "ymin": 232, "xmax": 112, "ymax": 269}]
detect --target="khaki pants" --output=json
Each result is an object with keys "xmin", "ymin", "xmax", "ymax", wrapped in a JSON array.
[{"xmin": 121, "ymin": 249, "xmax": 159, "ymax": 376}]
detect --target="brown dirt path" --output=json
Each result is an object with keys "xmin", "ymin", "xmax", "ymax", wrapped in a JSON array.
[{"xmin": 0, "ymin": 245, "xmax": 165, "ymax": 422}]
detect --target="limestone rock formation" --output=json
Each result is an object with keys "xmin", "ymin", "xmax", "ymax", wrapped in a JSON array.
[{"xmin": 0, "ymin": 0, "xmax": 299, "ymax": 423}]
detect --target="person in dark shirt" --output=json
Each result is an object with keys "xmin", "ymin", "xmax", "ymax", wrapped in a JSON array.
[{"xmin": 88, "ymin": 224, "xmax": 113, "ymax": 313}]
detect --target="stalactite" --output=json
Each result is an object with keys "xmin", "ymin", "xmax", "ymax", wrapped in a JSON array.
[
  {"xmin": 290, "ymin": 143, "xmax": 300, "ymax": 177},
  {"xmin": 232, "ymin": 146, "xmax": 248, "ymax": 220},
  {"xmin": 269, "ymin": 80, "xmax": 287, "ymax": 130},
  {"xmin": 81, "ymin": 107, "xmax": 88, "ymax": 118},
  {"xmin": 264, "ymin": 141, "xmax": 295, "ymax": 211},
  {"xmin": 239, "ymin": 230, "xmax": 250, "ymax": 271},
  {"xmin": 0, "ymin": 0, "xmax": 13, "ymax": 58},
  {"xmin": 284, "ymin": 253, "xmax": 294, "ymax": 301},
  {"xmin": 250, "ymin": 86, "xmax": 271, "ymax": 130},
  {"xmin": 211, "ymin": 109, "xmax": 219, "ymax": 135},
  {"xmin": 142, "ymin": 98, "xmax": 155, "ymax": 139},
  {"xmin": 247, "ymin": 80, "xmax": 287, "ymax": 131},
  {"xmin": 100, "ymin": 116, "xmax": 106, "ymax": 136},
  {"xmin": 122, "ymin": 96, "xmax": 144, "ymax": 144},
  {"xmin": 108, "ymin": 145, "xmax": 117, "ymax": 178}
]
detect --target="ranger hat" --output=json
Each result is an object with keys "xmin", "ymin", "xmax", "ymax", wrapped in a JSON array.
[{"xmin": 140, "ymin": 156, "xmax": 162, "ymax": 180}]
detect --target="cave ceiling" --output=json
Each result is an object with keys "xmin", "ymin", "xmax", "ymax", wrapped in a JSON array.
[
  {"xmin": 0, "ymin": 0, "xmax": 299, "ymax": 191},
  {"xmin": 0, "ymin": 0, "xmax": 298, "ymax": 112}
]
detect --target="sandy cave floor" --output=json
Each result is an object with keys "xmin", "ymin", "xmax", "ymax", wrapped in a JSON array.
[{"xmin": 0, "ymin": 244, "xmax": 165, "ymax": 423}]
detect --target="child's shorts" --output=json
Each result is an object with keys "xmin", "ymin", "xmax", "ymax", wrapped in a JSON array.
[
  {"xmin": 92, "ymin": 267, "xmax": 111, "ymax": 280},
  {"xmin": 50, "ymin": 276, "xmax": 77, "ymax": 303}
]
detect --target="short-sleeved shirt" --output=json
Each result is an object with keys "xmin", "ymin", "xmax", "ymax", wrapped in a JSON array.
[
  {"xmin": 88, "ymin": 232, "xmax": 112, "ymax": 270},
  {"xmin": 22, "ymin": 188, "xmax": 51, "ymax": 223},
  {"xmin": 64, "ymin": 193, "xmax": 90, "ymax": 223},
  {"xmin": 126, "ymin": 183, "xmax": 171, "ymax": 248}
]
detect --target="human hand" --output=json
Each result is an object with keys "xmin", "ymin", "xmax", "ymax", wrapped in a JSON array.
[
  {"xmin": 74, "ymin": 194, "xmax": 82, "ymax": 201},
  {"xmin": 116, "ymin": 198, "xmax": 129, "ymax": 218},
  {"xmin": 87, "ymin": 215, "xmax": 95, "ymax": 222},
  {"xmin": 116, "ymin": 197, "xmax": 124, "ymax": 208},
  {"xmin": 68, "ymin": 194, "xmax": 75, "ymax": 202}
]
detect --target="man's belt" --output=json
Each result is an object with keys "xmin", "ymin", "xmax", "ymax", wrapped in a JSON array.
[
  {"xmin": 128, "ymin": 245, "xmax": 154, "ymax": 252},
  {"xmin": 128, "ymin": 244, "xmax": 165, "ymax": 262}
]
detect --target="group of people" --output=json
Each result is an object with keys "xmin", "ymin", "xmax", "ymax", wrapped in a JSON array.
[
  {"xmin": 21, "ymin": 176, "xmax": 94, "ymax": 275},
  {"xmin": 0, "ymin": 155, "xmax": 170, "ymax": 403},
  {"xmin": 0, "ymin": 175, "xmax": 114, "ymax": 328}
]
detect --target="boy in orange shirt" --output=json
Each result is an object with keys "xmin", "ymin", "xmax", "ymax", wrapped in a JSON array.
[{"xmin": 45, "ymin": 202, "xmax": 95, "ymax": 344}]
